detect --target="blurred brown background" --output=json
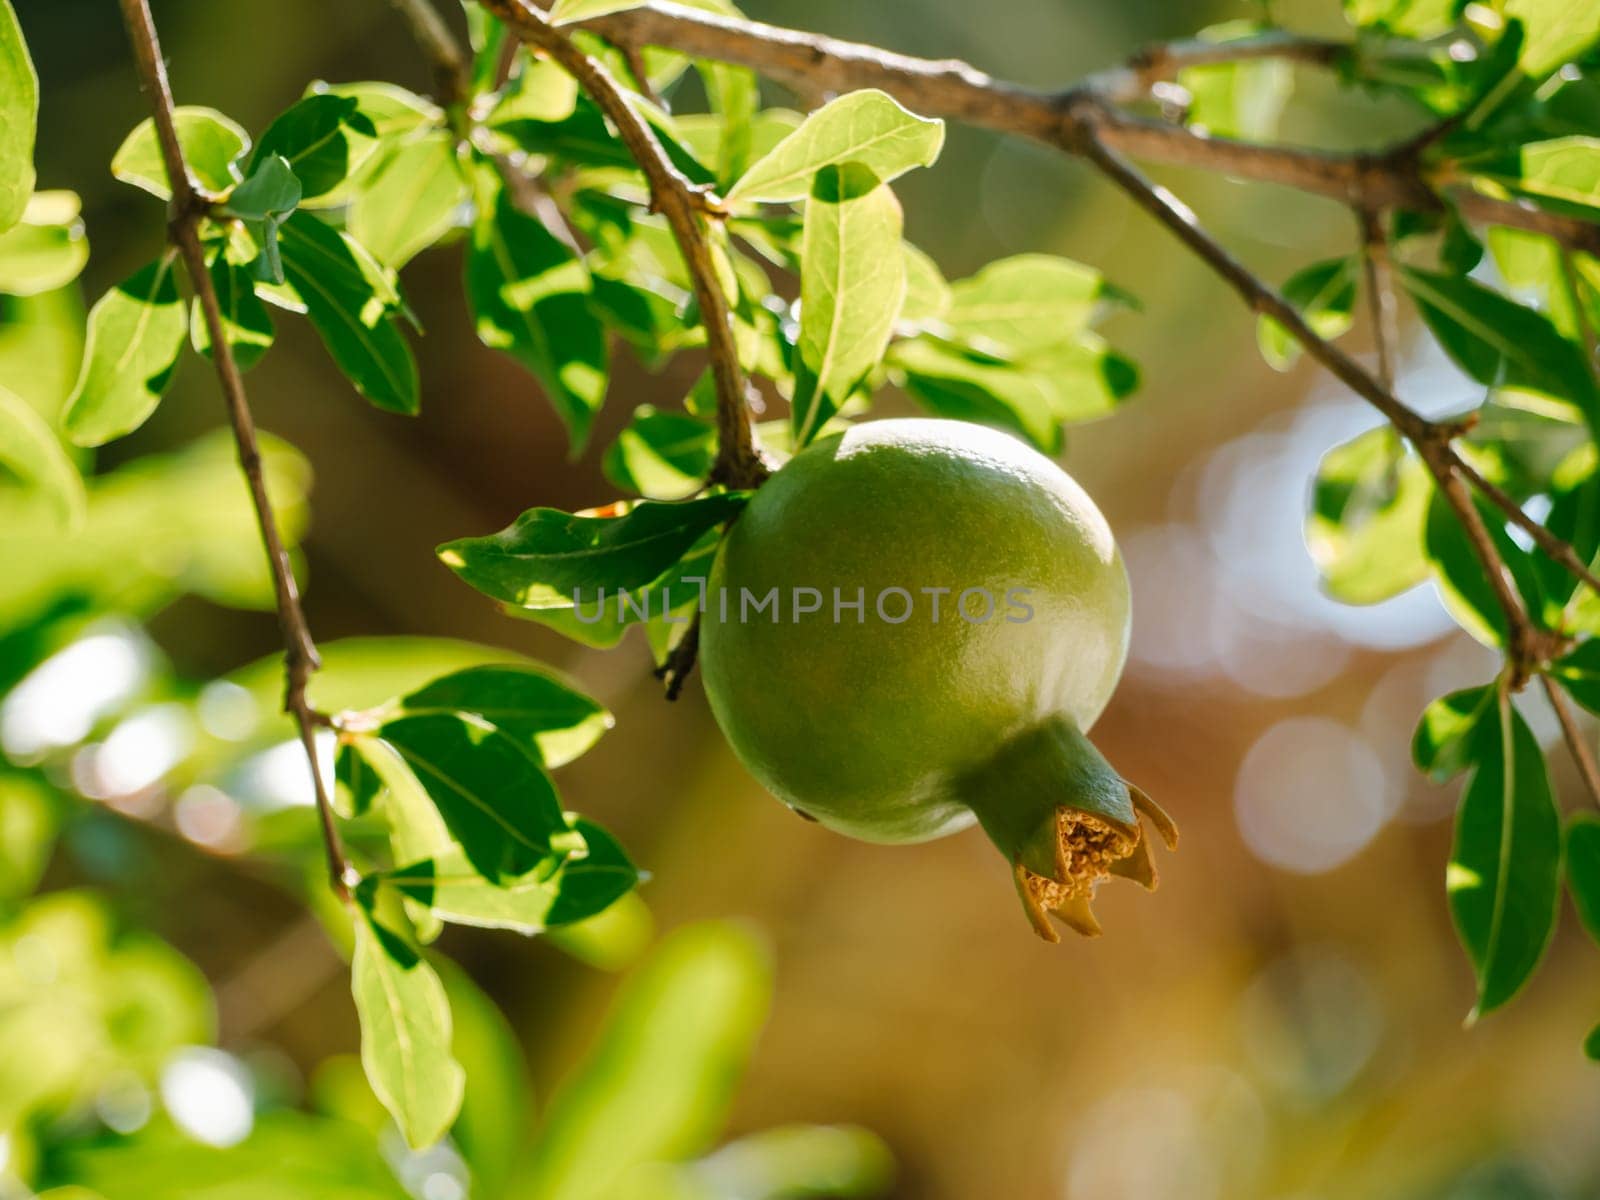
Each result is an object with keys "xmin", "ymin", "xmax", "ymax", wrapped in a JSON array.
[{"xmin": 18, "ymin": 0, "xmax": 1600, "ymax": 1196}]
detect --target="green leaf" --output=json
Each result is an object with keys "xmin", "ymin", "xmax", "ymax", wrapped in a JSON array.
[
  {"xmin": 1401, "ymin": 266, "xmax": 1599, "ymax": 432},
  {"xmin": 1412, "ymin": 684, "xmax": 1495, "ymax": 780},
  {"xmin": 1306, "ymin": 425, "xmax": 1431, "ymax": 603},
  {"xmin": 1447, "ymin": 692, "xmax": 1561, "ymax": 1020},
  {"xmin": 350, "ymin": 911, "xmax": 465, "ymax": 1149},
  {"xmin": 1258, "ymin": 257, "xmax": 1358, "ymax": 371},
  {"xmin": 62, "ymin": 256, "xmax": 189, "ymax": 447},
  {"xmin": 0, "ymin": 776, "xmax": 57, "ymax": 901},
  {"xmin": 792, "ymin": 165, "xmax": 905, "ymax": 448},
  {"xmin": 517, "ymin": 923, "xmax": 773, "ymax": 1200},
  {"xmin": 0, "ymin": 190, "xmax": 88, "ymax": 295},
  {"xmin": 1566, "ymin": 813, "xmax": 1600, "ymax": 945},
  {"xmin": 1510, "ymin": 136, "xmax": 1600, "ymax": 211},
  {"xmin": 378, "ymin": 713, "xmax": 571, "ymax": 879},
  {"xmin": 190, "ymin": 254, "xmax": 275, "ymax": 371},
  {"xmin": 944, "ymin": 253, "xmax": 1122, "ymax": 357},
  {"xmin": 1550, "ymin": 639, "xmax": 1600, "ymax": 713},
  {"xmin": 467, "ymin": 182, "xmax": 607, "ymax": 453},
  {"xmin": 684, "ymin": 1125, "xmax": 896, "ymax": 1199},
  {"xmin": 111, "ymin": 107, "xmax": 249, "ymax": 200},
  {"xmin": 279, "ymin": 211, "xmax": 419, "ymax": 413},
  {"xmin": 380, "ymin": 819, "xmax": 636, "ymax": 933},
  {"xmin": 0, "ymin": 382, "xmax": 84, "ymax": 529},
  {"xmin": 251, "ymin": 93, "xmax": 377, "ymax": 200},
  {"xmin": 438, "ymin": 493, "xmax": 745, "ymax": 611},
  {"xmin": 549, "ymin": 0, "xmax": 645, "ymax": 21},
  {"xmin": 1423, "ymin": 487, "xmax": 1547, "ymax": 647},
  {"xmin": 1180, "ymin": 22, "xmax": 1293, "ymax": 140},
  {"xmin": 316, "ymin": 79, "xmax": 442, "ymax": 139},
  {"xmin": 398, "ymin": 663, "xmax": 612, "ymax": 768},
  {"xmin": 1506, "ymin": 0, "xmax": 1600, "ymax": 75},
  {"xmin": 222, "ymin": 153, "xmax": 303, "ymax": 221},
  {"xmin": 347, "ymin": 132, "xmax": 467, "ymax": 268},
  {"xmin": 725, "ymin": 89, "xmax": 945, "ymax": 204},
  {"xmin": 0, "ymin": 0, "xmax": 37, "ymax": 232},
  {"xmin": 900, "ymin": 242, "xmax": 951, "ymax": 324},
  {"xmin": 891, "ymin": 338, "xmax": 1060, "ymax": 452},
  {"xmin": 1343, "ymin": 0, "xmax": 1459, "ymax": 37},
  {"xmin": 603, "ymin": 405, "xmax": 716, "ymax": 500}
]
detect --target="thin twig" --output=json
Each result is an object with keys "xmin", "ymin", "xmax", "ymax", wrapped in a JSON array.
[
  {"xmin": 386, "ymin": 0, "xmax": 471, "ymax": 101},
  {"xmin": 570, "ymin": 1, "xmax": 1600, "ymax": 254},
  {"xmin": 480, "ymin": 0, "xmax": 769, "ymax": 490},
  {"xmin": 1543, "ymin": 675, "xmax": 1600, "ymax": 811},
  {"xmin": 1358, "ymin": 207, "xmax": 1398, "ymax": 392},
  {"xmin": 1075, "ymin": 126, "xmax": 1558, "ymax": 680},
  {"xmin": 117, "ymin": 0, "xmax": 352, "ymax": 901}
]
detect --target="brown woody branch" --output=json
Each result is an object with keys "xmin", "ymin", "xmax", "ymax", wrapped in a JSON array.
[
  {"xmin": 574, "ymin": 1, "xmax": 1600, "ymax": 254},
  {"xmin": 117, "ymin": 0, "xmax": 353, "ymax": 901}
]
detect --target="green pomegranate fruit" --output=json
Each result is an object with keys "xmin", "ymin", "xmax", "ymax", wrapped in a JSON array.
[{"xmin": 699, "ymin": 418, "xmax": 1175, "ymax": 941}]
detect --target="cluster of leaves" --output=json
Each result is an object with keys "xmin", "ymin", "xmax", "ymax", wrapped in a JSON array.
[
  {"xmin": 0, "ymin": 0, "xmax": 896, "ymax": 1188},
  {"xmin": 1245, "ymin": 2, "xmax": 1600, "ymax": 1039}
]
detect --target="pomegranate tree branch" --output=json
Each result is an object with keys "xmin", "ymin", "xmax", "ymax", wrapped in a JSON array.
[
  {"xmin": 571, "ymin": 1, "xmax": 1600, "ymax": 255},
  {"xmin": 478, "ymin": 0, "xmax": 769, "ymax": 490},
  {"xmin": 116, "ymin": 0, "xmax": 352, "ymax": 901},
  {"xmin": 1073, "ymin": 127, "xmax": 1560, "ymax": 679},
  {"xmin": 1542, "ymin": 675, "xmax": 1600, "ymax": 811}
]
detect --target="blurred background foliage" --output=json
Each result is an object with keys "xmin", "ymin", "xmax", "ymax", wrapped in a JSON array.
[{"xmin": 6, "ymin": 0, "xmax": 1600, "ymax": 1198}]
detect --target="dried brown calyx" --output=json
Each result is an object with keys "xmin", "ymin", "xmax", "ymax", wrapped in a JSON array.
[
  {"xmin": 1015, "ymin": 787, "xmax": 1178, "ymax": 940},
  {"xmin": 960, "ymin": 717, "xmax": 1178, "ymax": 942}
]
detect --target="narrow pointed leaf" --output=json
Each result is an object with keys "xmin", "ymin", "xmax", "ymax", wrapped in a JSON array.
[
  {"xmin": 350, "ymin": 912, "xmax": 465, "ymax": 1149},
  {"xmin": 439, "ymin": 493, "xmax": 745, "ymax": 611},
  {"xmin": 792, "ymin": 165, "xmax": 904, "ymax": 448},
  {"xmin": 1566, "ymin": 813, "xmax": 1600, "ymax": 945},
  {"xmin": 1447, "ymin": 693, "xmax": 1561, "ymax": 1019},
  {"xmin": 63, "ymin": 257, "xmax": 189, "ymax": 446},
  {"xmin": 1412, "ymin": 684, "xmax": 1495, "ymax": 779},
  {"xmin": 279, "ymin": 211, "xmax": 418, "ymax": 413}
]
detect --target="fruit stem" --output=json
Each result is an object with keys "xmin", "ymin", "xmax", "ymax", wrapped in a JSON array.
[{"xmin": 955, "ymin": 716, "xmax": 1176, "ymax": 942}]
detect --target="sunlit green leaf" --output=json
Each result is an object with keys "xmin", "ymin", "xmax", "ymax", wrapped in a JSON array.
[
  {"xmin": 1307, "ymin": 425, "xmax": 1431, "ymax": 604},
  {"xmin": 350, "ymin": 911, "xmax": 465, "ymax": 1149},
  {"xmin": 378, "ymin": 713, "xmax": 571, "ymax": 879},
  {"xmin": 517, "ymin": 923, "xmax": 773, "ymax": 1200},
  {"xmin": 190, "ymin": 253, "xmax": 275, "ymax": 371},
  {"xmin": 944, "ymin": 253, "xmax": 1121, "ymax": 356},
  {"xmin": 347, "ymin": 132, "xmax": 467, "ymax": 268},
  {"xmin": 686, "ymin": 1125, "xmax": 896, "ymax": 1199},
  {"xmin": 891, "ymin": 339, "xmax": 1059, "ymax": 452},
  {"xmin": 398, "ymin": 663, "xmax": 612, "ymax": 768},
  {"xmin": 252, "ymin": 93, "xmax": 378, "ymax": 200},
  {"xmin": 1412, "ymin": 684, "xmax": 1495, "ymax": 780},
  {"xmin": 1180, "ymin": 22, "xmax": 1293, "ymax": 140},
  {"xmin": 467, "ymin": 182, "xmax": 607, "ymax": 452},
  {"xmin": 1258, "ymin": 257, "xmax": 1358, "ymax": 371},
  {"xmin": 726, "ymin": 89, "xmax": 944, "ymax": 205},
  {"xmin": 279, "ymin": 211, "xmax": 419, "ymax": 413},
  {"xmin": 0, "ymin": 775, "xmax": 56, "ymax": 901},
  {"xmin": 380, "ymin": 819, "xmax": 635, "ymax": 933},
  {"xmin": 900, "ymin": 243, "xmax": 950, "ymax": 324},
  {"xmin": 1447, "ymin": 691, "xmax": 1561, "ymax": 1020},
  {"xmin": 1401, "ymin": 266, "xmax": 1598, "ymax": 431},
  {"xmin": 603, "ymin": 406, "xmax": 715, "ymax": 501},
  {"xmin": 439, "ymin": 493, "xmax": 745, "ymax": 611},
  {"xmin": 549, "ymin": 0, "xmax": 645, "ymax": 22},
  {"xmin": 0, "ymin": 382, "xmax": 84, "ymax": 529},
  {"xmin": 62, "ymin": 256, "xmax": 189, "ymax": 447},
  {"xmin": 111, "ymin": 107, "xmax": 249, "ymax": 200},
  {"xmin": 0, "ymin": 0, "xmax": 37, "ymax": 232},
  {"xmin": 792, "ymin": 165, "xmax": 904, "ymax": 448},
  {"xmin": 0, "ymin": 191, "xmax": 87, "ymax": 295},
  {"xmin": 1506, "ymin": 0, "xmax": 1600, "ymax": 75}
]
